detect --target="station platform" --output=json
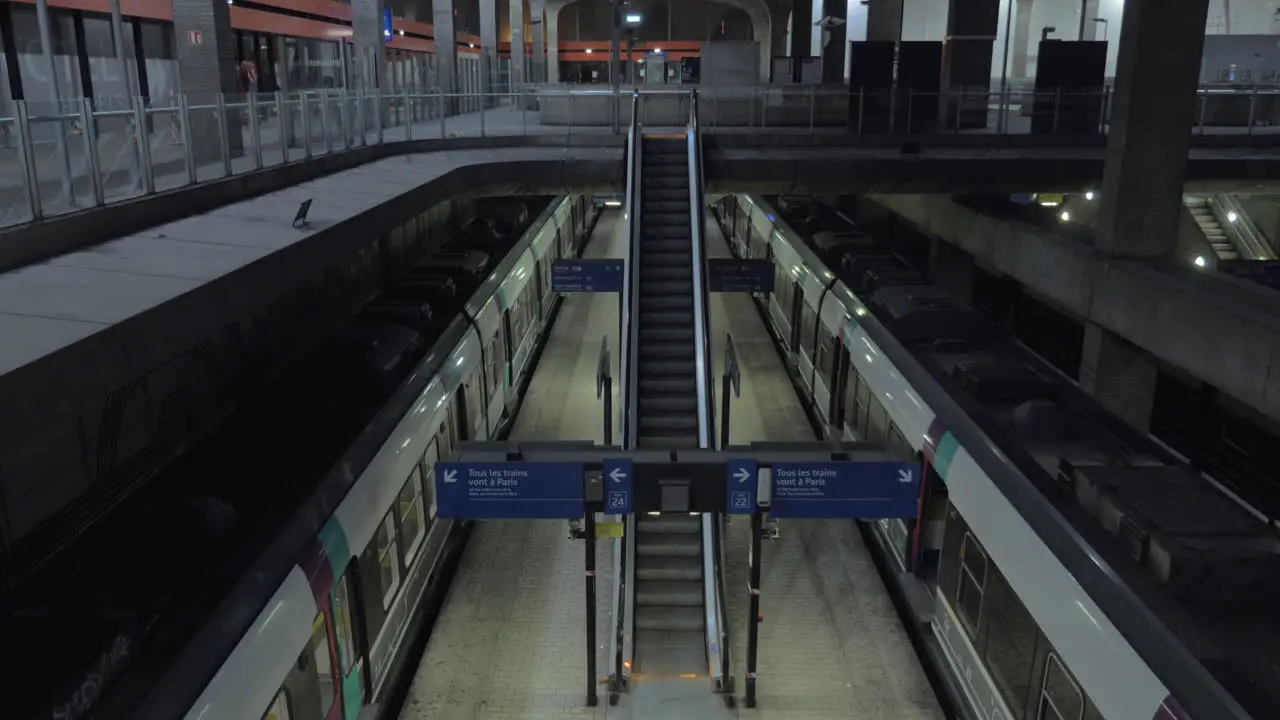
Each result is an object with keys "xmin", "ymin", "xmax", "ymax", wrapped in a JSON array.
[{"xmin": 397, "ymin": 211, "xmax": 942, "ymax": 719}]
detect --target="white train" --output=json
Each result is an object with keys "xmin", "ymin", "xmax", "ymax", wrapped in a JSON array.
[
  {"xmin": 73, "ymin": 195, "xmax": 598, "ymax": 720},
  {"xmin": 714, "ymin": 194, "xmax": 1278, "ymax": 720}
]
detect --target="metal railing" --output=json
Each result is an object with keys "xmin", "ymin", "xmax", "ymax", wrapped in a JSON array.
[
  {"xmin": 1, "ymin": 83, "xmax": 1275, "ymax": 231},
  {"xmin": 1214, "ymin": 194, "xmax": 1277, "ymax": 261},
  {"xmin": 609, "ymin": 88, "xmax": 642, "ymax": 698},
  {"xmin": 687, "ymin": 88, "xmax": 730, "ymax": 692}
]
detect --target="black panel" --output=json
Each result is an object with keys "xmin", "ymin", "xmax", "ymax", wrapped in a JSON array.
[
  {"xmin": 947, "ymin": 0, "xmax": 1000, "ymax": 37},
  {"xmin": 943, "ymin": 38, "xmax": 994, "ymax": 130},
  {"xmin": 1032, "ymin": 40, "xmax": 1107, "ymax": 135},
  {"xmin": 848, "ymin": 41, "xmax": 895, "ymax": 133},
  {"xmin": 897, "ymin": 41, "xmax": 943, "ymax": 133}
]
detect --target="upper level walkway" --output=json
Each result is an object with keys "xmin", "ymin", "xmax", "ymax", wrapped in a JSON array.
[{"xmin": 7, "ymin": 85, "xmax": 1280, "ymax": 272}]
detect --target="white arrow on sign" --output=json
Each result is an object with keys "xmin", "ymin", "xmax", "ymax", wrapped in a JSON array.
[
  {"xmin": 610, "ymin": 467, "xmax": 627, "ymax": 483},
  {"xmin": 734, "ymin": 467, "xmax": 751, "ymax": 484},
  {"xmin": 897, "ymin": 468, "xmax": 913, "ymax": 484},
  {"xmin": 444, "ymin": 469, "xmax": 458, "ymax": 484}
]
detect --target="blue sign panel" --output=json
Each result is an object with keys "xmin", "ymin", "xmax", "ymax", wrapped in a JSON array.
[
  {"xmin": 552, "ymin": 259, "xmax": 625, "ymax": 293},
  {"xmin": 603, "ymin": 458, "xmax": 634, "ymax": 514},
  {"xmin": 708, "ymin": 258, "xmax": 774, "ymax": 293},
  {"xmin": 383, "ymin": 8, "xmax": 394, "ymax": 41},
  {"xmin": 726, "ymin": 459, "xmax": 758, "ymax": 515},
  {"xmin": 770, "ymin": 461, "xmax": 921, "ymax": 519},
  {"xmin": 436, "ymin": 462, "xmax": 585, "ymax": 519}
]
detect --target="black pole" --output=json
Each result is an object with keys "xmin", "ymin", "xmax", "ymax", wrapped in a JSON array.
[
  {"xmin": 746, "ymin": 510, "xmax": 763, "ymax": 708},
  {"xmin": 604, "ymin": 377, "xmax": 613, "ymax": 446},
  {"xmin": 586, "ymin": 510, "xmax": 599, "ymax": 707},
  {"xmin": 720, "ymin": 373, "xmax": 732, "ymax": 450}
]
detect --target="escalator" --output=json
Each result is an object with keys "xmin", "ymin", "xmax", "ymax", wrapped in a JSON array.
[
  {"xmin": 634, "ymin": 135, "xmax": 700, "ymax": 450},
  {"xmin": 613, "ymin": 91, "xmax": 733, "ymax": 709}
]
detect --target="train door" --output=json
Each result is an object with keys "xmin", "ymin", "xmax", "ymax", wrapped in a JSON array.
[
  {"xmin": 826, "ymin": 333, "xmax": 848, "ymax": 439},
  {"xmin": 787, "ymin": 284, "xmax": 803, "ymax": 354},
  {"xmin": 502, "ymin": 308, "xmax": 515, "ymax": 400},
  {"xmin": 306, "ymin": 613, "xmax": 343, "ymax": 720},
  {"xmin": 330, "ymin": 574, "xmax": 363, "ymax": 720}
]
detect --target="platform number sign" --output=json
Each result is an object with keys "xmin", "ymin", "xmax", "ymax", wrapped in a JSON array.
[
  {"xmin": 603, "ymin": 458, "xmax": 634, "ymax": 515},
  {"xmin": 726, "ymin": 459, "xmax": 758, "ymax": 515}
]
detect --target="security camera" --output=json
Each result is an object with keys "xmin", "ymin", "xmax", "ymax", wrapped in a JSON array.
[{"xmin": 815, "ymin": 16, "xmax": 846, "ymax": 29}]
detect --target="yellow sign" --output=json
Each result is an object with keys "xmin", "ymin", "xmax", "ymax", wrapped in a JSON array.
[{"xmin": 597, "ymin": 522, "xmax": 625, "ymax": 538}]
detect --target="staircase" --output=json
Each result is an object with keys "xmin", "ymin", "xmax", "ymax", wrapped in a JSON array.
[{"xmin": 1185, "ymin": 195, "xmax": 1238, "ymax": 260}]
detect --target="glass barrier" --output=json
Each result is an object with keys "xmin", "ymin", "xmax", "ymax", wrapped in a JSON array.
[{"xmin": 0, "ymin": 85, "xmax": 1275, "ymax": 229}]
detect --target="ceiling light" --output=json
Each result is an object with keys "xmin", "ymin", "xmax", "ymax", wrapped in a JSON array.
[
  {"xmin": 1059, "ymin": 210, "xmax": 1070, "ymax": 222},
  {"xmin": 1194, "ymin": 255, "xmax": 1207, "ymax": 268}
]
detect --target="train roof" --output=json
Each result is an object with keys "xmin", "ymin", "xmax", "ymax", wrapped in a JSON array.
[
  {"xmin": 745, "ymin": 194, "xmax": 1280, "ymax": 719},
  {"xmin": 26, "ymin": 195, "xmax": 568, "ymax": 720}
]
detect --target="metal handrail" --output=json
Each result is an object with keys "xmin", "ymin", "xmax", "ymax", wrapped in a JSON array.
[
  {"xmin": 688, "ymin": 89, "xmax": 730, "ymax": 691},
  {"xmin": 1215, "ymin": 194, "xmax": 1277, "ymax": 261},
  {"xmin": 610, "ymin": 88, "xmax": 642, "ymax": 695}
]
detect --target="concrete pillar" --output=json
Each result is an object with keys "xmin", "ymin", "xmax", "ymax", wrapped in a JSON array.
[
  {"xmin": 510, "ymin": 0, "xmax": 525, "ymax": 90},
  {"xmin": 792, "ymin": 0, "xmax": 813, "ymax": 57},
  {"xmin": 1093, "ymin": 0, "xmax": 1209, "ymax": 260},
  {"xmin": 172, "ymin": 0, "xmax": 243, "ymax": 159},
  {"xmin": 351, "ymin": 0, "xmax": 385, "ymax": 90},
  {"xmin": 480, "ymin": 0, "xmax": 498, "ymax": 90},
  {"xmin": 867, "ymin": 0, "xmax": 904, "ymax": 41},
  {"xmin": 1080, "ymin": 322, "xmax": 1157, "ymax": 431},
  {"xmin": 547, "ymin": 6, "xmax": 560, "ymax": 83},
  {"xmin": 1077, "ymin": 0, "xmax": 1099, "ymax": 40},
  {"xmin": 530, "ymin": 0, "xmax": 545, "ymax": 84},
  {"xmin": 820, "ymin": 0, "xmax": 846, "ymax": 82},
  {"xmin": 434, "ymin": 0, "xmax": 457, "ymax": 95},
  {"xmin": 1010, "ymin": 0, "xmax": 1033, "ymax": 79}
]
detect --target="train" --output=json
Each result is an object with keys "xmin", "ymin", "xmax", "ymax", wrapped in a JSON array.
[
  {"xmin": 19, "ymin": 193, "xmax": 599, "ymax": 720},
  {"xmin": 712, "ymin": 194, "xmax": 1280, "ymax": 720}
]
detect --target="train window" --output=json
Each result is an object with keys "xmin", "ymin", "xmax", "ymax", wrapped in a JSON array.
[
  {"xmin": 799, "ymin": 305, "xmax": 817, "ymax": 358},
  {"xmin": 399, "ymin": 466, "xmax": 427, "ymax": 564},
  {"xmin": 855, "ymin": 376, "xmax": 871, "ymax": 435},
  {"xmin": 464, "ymin": 374, "xmax": 483, "ymax": 436},
  {"xmin": 957, "ymin": 532, "xmax": 988, "ymax": 637},
  {"xmin": 1038, "ymin": 653, "xmax": 1085, "ymax": 720},
  {"xmin": 816, "ymin": 327, "xmax": 835, "ymax": 379},
  {"xmin": 309, "ymin": 615, "xmax": 337, "ymax": 717},
  {"xmin": 887, "ymin": 423, "xmax": 912, "ymax": 460},
  {"xmin": 333, "ymin": 574, "xmax": 357, "ymax": 677},
  {"xmin": 261, "ymin": 689, "xmax": 291, "ymax": 720},
  {"xmin": 843, "ymin": 367, "xmax": 862, "ymax": 432},
  {"xmin": 375, "ymin": 514, "xmax": 402, "ymax": 609},
  {"xmin": 982, "ymin": 568, "xmax": 1039, "ymax": 719},
  {"xmin": 866, "ymin": 396, "xmax": 889, "ymax": 444}
]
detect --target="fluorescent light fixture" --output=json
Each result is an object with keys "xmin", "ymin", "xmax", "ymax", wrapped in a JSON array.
[
  {"xmin": 1085, "ymin": 191, "xmax": 1094, "ymax": 200},
  {"xmin": 1194, "ymin": 255, "xmax": 1207, "ymax": 268},
  {"xmin": 1227, "ymin": 211, "xmax": 1239, "ymax": 223},
  {"xmin": 626, "ymin": 13, "xmax": 642, "ymax": 23},
  {"xmin": 1059, "ymin": 210, "xmax": 1070, "ymax": 222},
  {"xmin": 585, "ymin": 48, "xmax": 593, "ymax": 53},
  {"xmin": 604, "ymin": 200, "xmax": 622, "ymax": 207},
  {"xmin": 653, "ymin": 48, "xmax": 662, "ymax": 54}
]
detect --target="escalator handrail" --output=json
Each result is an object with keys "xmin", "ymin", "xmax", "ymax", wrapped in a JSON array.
[
  {"xmin": 688, "ymin": 89, "xmax": 731, "ymax": 689},
  {"xmin": 687, "ymin": 91, "xmax": 714, "ymax": 451},
  {"xmin": 611, "ymin": 88, "xmax": 642, "ymax": 692}
]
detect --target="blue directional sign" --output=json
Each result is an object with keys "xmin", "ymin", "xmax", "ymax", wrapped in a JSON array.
[
  {"xmin": 708, "ymin": 258, "xmax": 774, "ymax": 293},
  {"xmin": 769, "ymin": 461, "xmax": 921, "ymax": 519},
  {"xmin": 725, "ymin": 459, "xmax": 758, "ymax": 515},
  {"xmin": 552, "ymin": 259, "xmax": 625, "ymax": 293},
  {"xmin": 436, "ymin": 462, "xmax": 585, "ymax": 519},
  {"xmin": 603, "ymin": 458, "xmax": 634, "ymax": 514},
  {"xmin": 383, "ymin": 8, "xmax": 394, "ymax": 41}
]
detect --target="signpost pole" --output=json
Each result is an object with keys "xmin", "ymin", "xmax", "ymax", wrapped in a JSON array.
[
  {"xmin": 720, "ymin": 334, "xmax": 740, "ymax": 450},
  {"xmin": 746, "ymin": 508, "xmax": 763, "ymax": 708},
  {"xmin": 585, "ymin": 508, "xmax": 599, "ymax": 707},
  {"xmin": 598, "ymin": 337, "xmax": 613, "ymax": 445}
]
